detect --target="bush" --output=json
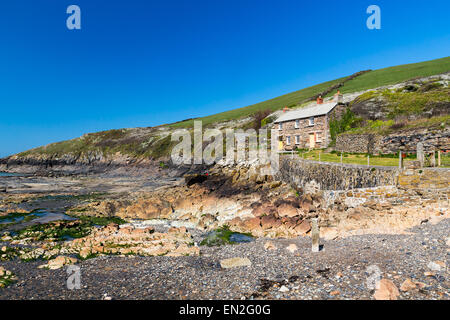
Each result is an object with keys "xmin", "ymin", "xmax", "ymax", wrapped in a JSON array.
[
  {"xmin": 329, "ymin": 107, "xmax": 362, "ymax": 144},
  {"xmin": 252, "ymin": 109, "xmax": 273, "ymax": 131}
]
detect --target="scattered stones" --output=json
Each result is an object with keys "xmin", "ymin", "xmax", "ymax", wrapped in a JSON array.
[
  {"xmin": 400, "ymin": 278, "xmax": 417, "ymax": 292},
  {"xmin": 66, "ymin": 224, "xmax": 200, "ymax": 258},
  {"xmin": 373, "ymin": 279, "xmax": 400, "ymax": 300},
  {"xmin": 220, "ymin": 257, "xmax": 252, "ymax": 269}
]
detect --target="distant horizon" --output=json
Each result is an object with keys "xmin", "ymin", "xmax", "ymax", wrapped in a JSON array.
[{"xmin": 1, "ymin": 0, "xmax": 450, "ymax": 157}]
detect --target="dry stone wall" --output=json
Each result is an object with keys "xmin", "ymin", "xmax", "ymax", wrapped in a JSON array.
[
  {"xmin": 336, "ymin": 127, "xmax": 450, "ymax": 154},
  {"xmin": 277, "ymin": 157, "xmax": 398, "ymax": 191}
]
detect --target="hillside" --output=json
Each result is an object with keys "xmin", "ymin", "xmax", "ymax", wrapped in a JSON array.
[{"xmin": 2, "ymin": 56, "xmax": 450, "ymax": 170}]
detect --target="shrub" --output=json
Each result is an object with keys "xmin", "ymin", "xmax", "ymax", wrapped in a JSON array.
[
  {"xmin": 329, "ymin": 107, "xmax": 362, "ymax": 144},
  {"xmin": 252, "ymin": 109, "xmax": 272, "ymax": 131}
]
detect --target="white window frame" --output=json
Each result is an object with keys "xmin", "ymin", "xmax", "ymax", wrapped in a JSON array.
[
  {"xmin": 316, "ymin": 132, "xmax": 322, "ymax": 142},
  {"xmin": 295, "ymin": 119, "xmax": 300, "ymax": 129},
  {"xmin": 309, "ymin": 116, "xmax": 315, "ymax": 126},
  {"xmin": 295, "ymin": 135, "xmax": 300, "ymax": 145},
  {"xmin": 286, "ymin": 136, "xmax": 291, "ymax": 145},
  {"xmin": 278, "ymin": 123, "xmax": 282, "ymax": 130}
]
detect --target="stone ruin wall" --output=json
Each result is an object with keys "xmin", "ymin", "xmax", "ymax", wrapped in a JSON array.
[{"xmin": 336, "ymin": 127, "xmax": 450, "ymax": 154}]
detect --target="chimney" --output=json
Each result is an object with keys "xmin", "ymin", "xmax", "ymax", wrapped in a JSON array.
[
  {"xmin": 316, "ymin": 96, "xmax": 323, "ymax": 104},
  {"xmin": 334, "ymin": 90, "xmax": 343, "ymax": 103}
]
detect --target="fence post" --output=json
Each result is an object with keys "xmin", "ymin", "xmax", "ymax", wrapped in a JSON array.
[
  {"xmin": 399, "ymin": 151, "xmax": 403, "ymax": 169},
  {"xmin": 438, "ymin": 150, "xmax": 441, "ymax": 167},
  {"xmin": 430, "ymin": 151, "xmax": 436, "ymax": 167},
  {"xmin": 367, "ymin": 155, "xmax": 370, "ymax": 167},
  {"xmin": 311, "ymin": 218, "xmax": 320, "ymax": 253},
  {"xmin": 340, "ymin": 153, "xmax": 343, "ymax": 164},
  {"xmin": 319, "ymin": 151, "xmax": 321, "ymax": 162},
  {"xmin": 417, "ymin": 142, "xmax": 424, "ymax": 167}
]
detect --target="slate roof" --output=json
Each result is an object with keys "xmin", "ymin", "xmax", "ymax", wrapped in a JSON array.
[{"xmin": 274, "ymin": 102, "xmax": 337, "ymax": 123}]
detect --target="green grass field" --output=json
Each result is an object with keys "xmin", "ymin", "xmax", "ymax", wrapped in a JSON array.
[
  {"xmin": 295, "ymin": 149, "xmax": 450, "ymax": 168},
  {"xmin": 335, "ymin": 56, "xmax": 450, "ymax": 95}
]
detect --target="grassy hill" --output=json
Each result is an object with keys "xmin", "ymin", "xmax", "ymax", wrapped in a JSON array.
[
  {"xmin": 170, "ymin": 56, "xmax": 450, "ymax": 128},
  {"xmin": 10, "ymin": 56, "xmax": 450, "ymax": 161},
  {"xmin": 335, "ymin": 56, "xmax": 450, "ymax": 94}
]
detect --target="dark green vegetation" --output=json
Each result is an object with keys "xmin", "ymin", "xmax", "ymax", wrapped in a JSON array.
[
  {"xmin": 0, "ymin": 271, "xmax": 17, "ymax": 288},
  {"xmin": 13, "ymin": 220, "xmax": 93, "ymax": 241},
  {"xmin": 200, "ymin": 225, "xmax": 253, "ymax": 246},
  {"xmin": 12, "ymin": 215, "xmax": 126, "ymax": 241},
  {"xmin": 0, "ymin": 210, "xmax": 42, "ymax": 229},
  {"xmin": 68, "ymin": 214, "xmax": 126, "ymax": 226},
  {"xmin": 0, "ymin": 246, "xmax": 22, "ymax": 261},
  {"xmin": 9, "ymin": 56, "xmax": 450, "ymax": 161},
  {"xmin": 329, "ymin": 108, "xmax": 362, "ymax": 145},
  {"xmin": 346, "ymin": 79, "xmax": 449, "ymax": 135}
]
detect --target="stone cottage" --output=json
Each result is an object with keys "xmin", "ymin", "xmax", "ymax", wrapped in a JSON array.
[{"xmin": 273, "ymin": 92, "xmax": 344, "ymax": 151}]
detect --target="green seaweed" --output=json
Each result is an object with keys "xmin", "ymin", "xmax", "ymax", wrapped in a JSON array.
[{"xmin": 200, "ymin": 225, "xmax": 253, "ymax": 247}]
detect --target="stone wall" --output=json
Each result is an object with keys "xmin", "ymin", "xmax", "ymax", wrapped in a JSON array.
[
  {"xmin": 277, "ymin": 157, "xmax": 398, "ymax": 191},
  {"xmin": 335, "ymin": 134, "xmax": 380, "ymax": 154},
  {"xmin": 397, "ymin": 168, "xmax": 450, "ymax": 194},
  {"xmin": 336, "ymin": 127, "xmax": 450, "ymax": 154}
]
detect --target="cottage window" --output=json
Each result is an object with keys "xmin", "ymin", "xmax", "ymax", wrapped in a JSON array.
[
  {"xmin": 316, "ymin": 133, "xmax": 321, "ymax": 142},
  {"xmin": 295, "ymin": 119, "xmax": 300, "ymax": 129},
  {"xmin": 286, "ymin": 136, "xmax": 291, "ymax": 145},
  {"xmin": 309, "ymin": 117, "xmax": 315, "ymax": 126},
  {"xmin": 295, "ymin": 135, "xmax": 300, "ymax": 144},
  {"xmin": 278, "ymin": 123, "xmax": 282, "ymax": 130}
]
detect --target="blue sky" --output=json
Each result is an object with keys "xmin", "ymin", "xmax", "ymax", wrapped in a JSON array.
[{"xmin": 1, "ymin": 0, "xmax": 449, "ymax": 157}]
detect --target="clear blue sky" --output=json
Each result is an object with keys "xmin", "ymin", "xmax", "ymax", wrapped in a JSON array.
[{"xmin": 1, "ymin": 0, "xmax": 449, "ymax": 157}]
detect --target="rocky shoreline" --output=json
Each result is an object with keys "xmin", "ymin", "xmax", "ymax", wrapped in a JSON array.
[
  {"xmin": 0, "ymin": 219, "xmax": 448, "ymax": 300},
  {"xmin": 0, "ymin": 162, "xmax": 448, "ymax": 300}
]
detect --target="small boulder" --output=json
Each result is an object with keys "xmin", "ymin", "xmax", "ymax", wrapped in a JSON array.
[
  {"xmin": 220, "ymin": 257, "xmax": 251, "ymax": 269},
  {"xmin": 286, "ymin": 243, "xmax": 298, "ymax": 253},
  {"xmin": 294, "ymin": 220, "xmax": 311, "ymax": 235},
  {"xmin": 39, "ymin": 256, "xmax": 78, "ymax": 270},
  {"xmin": 321, "ymin": 227, "xmax": 338, "ymax": 241},
  {"xmin": 277, "ymin": 204, "xmax": 300, "ymax": 218},
  {"xmin": 373, "ymin": 279, "xmax": 400, "ymax": 300},
  {"xmin": 427, "ymin": 261, "xmax": 445, "ymax": 272},
  {"xmin": 264, "ymin": 241, "xmax": 276, "ymax": 250},
  {"xmin": 400, "ymin": 278, "xmax": 417, "ymax": 292},
  {"xmin": 279, "ymin": 285, "xmax": 289, "ymax": 293}
]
